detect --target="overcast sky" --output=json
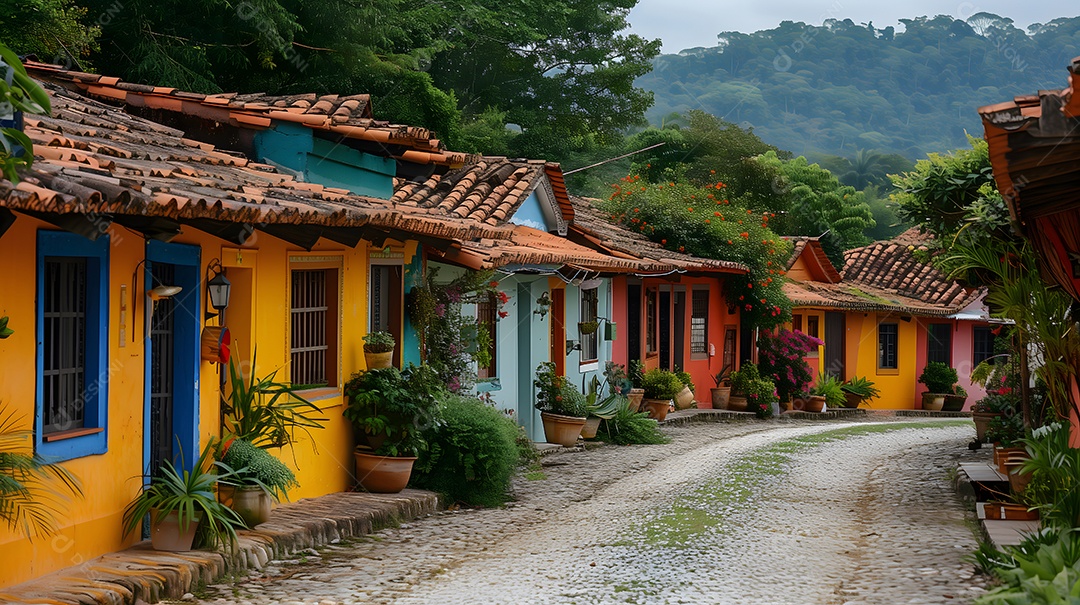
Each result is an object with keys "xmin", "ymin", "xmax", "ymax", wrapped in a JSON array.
[{"xmin": 628, "ymin": 1, "xmax": 1074, "ymax": 54}]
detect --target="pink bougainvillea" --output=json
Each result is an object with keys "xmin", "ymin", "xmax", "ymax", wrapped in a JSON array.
[{"xmin": 756, "ymin": 329, "xmax": 823, "ymax": 403}]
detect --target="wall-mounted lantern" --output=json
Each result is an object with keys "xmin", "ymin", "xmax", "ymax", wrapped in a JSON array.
[
  {"xmin": 205, "ymin": 260, "xmax": 231, "ymax": 321},
  {"xmin": 534, "ymin": 291, "xmax": 552, "ymax": 319}
]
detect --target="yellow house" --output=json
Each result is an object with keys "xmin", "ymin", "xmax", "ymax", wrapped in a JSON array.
[
  {"xmin": 0, "ymin": 70, "xmax": 491, "ymax": 587},
  {"xmin": 783, "ymin": 234, "xmax": 994, "ymax": 409}
]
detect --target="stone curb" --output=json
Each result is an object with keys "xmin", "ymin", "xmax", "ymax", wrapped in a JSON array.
[
  {"xmin": 661, "ymin": 407, "xmax": 868, "ymax": 425},
  {"xmin": 0, "ymin": 490, "xmax": 441, "ymax": 605}
]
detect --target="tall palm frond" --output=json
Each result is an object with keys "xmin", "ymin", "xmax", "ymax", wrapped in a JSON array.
[{"xmin": 0, "ymin": 407, "xmax": 82, "ymax": 539}]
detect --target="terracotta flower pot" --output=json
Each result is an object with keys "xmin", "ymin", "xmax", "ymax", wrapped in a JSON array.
[
  {"xmin": 364, "ymin": 350, "xmax": 394, "ymax": 369},
  {"xmin": 842, "ymin": 391, "xmax": 863, "ymax": 409},
  {"xmin": 983, "ymin": 502, "xmax": 1039, "ymax": 521},
  {"xmin": 973, "ymin": 412, "xmax": 999, "ymax": 442},
  {"xmin": 581, "ymin": 416, "xmax": 602, "ymax": 440},
  {"xmin": 540, "ymin": 412, "xmax": 586, "ymax": 447},
  {"xmin": 627, "ymin": 389, "xmax": 645, "ymax": 413},
  {"xmin": 921, "ymin": 392, "xmax": 945, "ymax": 411},
  {"xmin": 227, "ymin": 485, "xmax": 272, "ymax": 527},
  {"xmin": 150, "ymin": 509, "xmax": 202, "ymax": 552},
  {"xmin": 710, "ymin": 387, "xmax": 731, "ymax": 409},
  {"xmin": 942, "ymin": 394, "xmax": 967, "ymax": 412},
  {"xmin": 804, "ymin": 395, "xmax": 826, "ymax": 413},
  {"xmin": 674, "ymin": 386, "xmax": 695, "ymax": 410},
  {"xmin": 354, "ymin": 449, "xmax": 417, "ymax": 493},
  {"xmin": 727, "ymin": 395, "xmax": 748, "ymax": 412},
  {"xmin": 1005, "ymin": 459, "xmax": 1032, "ymax": 495},
  {"xmin": 642, "ymin": 398, "xmax": 670, "ymax": 421},
  {"xmin": 995, "ymin": 447, "xmax": 1026, "ymax": 474}
]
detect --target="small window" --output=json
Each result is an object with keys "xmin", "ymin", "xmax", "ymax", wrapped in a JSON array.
[
  {"xmin": 290, "ymin": 268, "xmax": 340, "ymax": 387},
  {"xmin": 690, "ymin": 289, "xmax": 709, "ymax": 359},
  {"xmin": 807, "ymin": 316, "xmax": 819, "ymax": 339},
  {"xmin": 973, "ymin": 326, "xmax": 996, "ymax": 366},
  {"xmin": 723, "ymin": 327, "xmax": 737, "ymax": 371},
  {"xmin": 645, "ymin": 288, "xmax": 657, "ymax": 355},
  {"xmin": 477, "ymin": 293, "xmax": 497, "ymax": 379},
  {"xmin": 927, "ymin": 324, "xmax": 951, "ymax": 365},
  {"xmin": 878, "ymin": 323, "xmax": 899, "ymax": 369},
  {"xmin": 580, "ymin": 288, "xmax": 599, "ymax": 362},
  {"xmin": 37, "ymin": 231, "xmax": 109, "ymax": 461},
  {"xmin": 792, "ymin": 314, "xmax": 803, "ymax": 333}
]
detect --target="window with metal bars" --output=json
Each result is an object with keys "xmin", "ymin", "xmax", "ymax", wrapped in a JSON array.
[
  {"xmin": 36, "ymin": 231, "xmax": 109, "ymax": 461},
  {"xmin": 580, "ymin": 288, "xmax": 598, "ymax": 362},
  {"xmin": 645, "ymin": 288, "xmax": 657, "ymax": 355},
  {"xmin": 973, "ymin": 326, "xmax": 996, "ymax": 366},
  {"xmin": 477, "ymin": 293, "xmax": 497, "ymax": 378},
  {"xmin": 927, "ymin": 324, "xmax": 952, "ymax": 365},
  {"xmin": 43, "ymin": 257, "xmax": 88, "ymax": 434},
  {"xmin": 290, "ymin": 268, "xmax": 339, "ymax": 387},
  {"xmin": 878, "ymin": 323, "xmax": 899, "ymax": 369},
  {"xmin": 690, "ymin": 289, "xmax": 709, "ymax": 358}
]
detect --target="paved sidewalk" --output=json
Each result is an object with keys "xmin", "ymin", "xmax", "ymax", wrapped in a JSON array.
[{"xmin": 0, "ymin": 490, "xmax": 440, "ymax": 605}]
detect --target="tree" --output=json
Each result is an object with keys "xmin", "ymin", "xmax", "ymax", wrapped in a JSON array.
[
  {"xmin": 0, "ymin": 0, "xmax": 99, "ymax": 64},
  {"xmin": 755, "ymin": 152, "xmax": 876, "ymax": 263}
]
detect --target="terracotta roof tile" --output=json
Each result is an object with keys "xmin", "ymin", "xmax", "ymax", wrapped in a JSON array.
[
  {"xmin": 832, "ymin": 228, "xmax": 981, "ymax": 312},
  {"xmin": 23, "ymin": 61, "xmax": 477, "ymax": 170},
  {"xmin": 782, "ymin": 280, "xmax": 963, "ymax": 317}
]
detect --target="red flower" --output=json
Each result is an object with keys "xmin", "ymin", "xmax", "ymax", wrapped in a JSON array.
[
  {"xmin": 497, "ymin": 291, "xmax": 510, "ymax": 304},
  {"xmin": 498, "ymin": 310, "xmax": 509, "ymax": 318},
  {"xmin": 740, "ymin": 232, "xmax": 749, "ymax": 238},
  {"xmin": 489, "ymin": 280, "xmax": 499, "ymax": 287},
  {"xmin": 661, "ymin": 239, "xmax": 667, "ymax": 245}
]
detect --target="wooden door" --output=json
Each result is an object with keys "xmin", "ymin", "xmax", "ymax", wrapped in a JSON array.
[{"xmin": 549, "ymin": 289, "xmax": 565, "ymax": 376}]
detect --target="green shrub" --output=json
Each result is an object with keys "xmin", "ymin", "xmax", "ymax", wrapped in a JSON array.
[
  {"xmin": 730, "ymin": 363, "xmax": 762, "ymax": 395},
  {"xmin": 919, "ymin": 361, "xmax": 958, "ymax": 394},
  {"xmin": 811, "ymin": 374, "xmax": 846, "ymax": 408},
  {"xmin": 597, "ymin": 403, "xmax": 670, "ymax": 445},
  {"xmin": 219, "ymin": 439, "xmax": 298, "ymax": 498},
  {"xmin": 745, "ymin": 377, "xmax": 777, "ymax": 419},
  {"xmin": 675, "ymin": 370, "xmax": 695, "ymax": 393},
  {"xmin": 534, "ymin": 362, "xmax": 588, "ymax": 417},
  {"xmin": 413, "ymin": 395, "xmax": 520, "ymax": 507},
  {"xmin": 642, "ymin": 368, "xmax": 683, "ymax": 400}
]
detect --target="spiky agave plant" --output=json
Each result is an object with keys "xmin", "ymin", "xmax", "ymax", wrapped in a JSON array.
[{"xmin": 0, "ymin": 406, "xmax": 82, "ymax": 538}]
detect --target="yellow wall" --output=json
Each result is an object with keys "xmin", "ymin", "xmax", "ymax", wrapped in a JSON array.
[
  {"xmin": 0, "ymin": 218, "xmax": 413, "ymax": 587},
  {"xmin": 846, "ymin": 311, "xmax": 919, "ymax": 409}
]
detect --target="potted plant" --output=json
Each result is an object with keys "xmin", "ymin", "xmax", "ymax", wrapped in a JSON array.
[
  {"xmin": 674, "ymin": 370, "xmax": 696, "ymax": 410},
  {"xmin": 840, "ymin": 376, "xmax": 880, "ymax": 408},
  {"xmin": 221, "ymin": 356, "xmax": 326, "ymax": 449},
  {"xmin": 533, "ymin": 362, "xmax": 589, "ymax": 446},
  {"xmin": 627, "ymin": 359, "xmax": 646, "ymax": 412},
  {"xmin": 742, "ymin": 375, "xmax": 777, "ymax": 419},
  {"xmin": 363, "ymin": 331, "xmax": 396, "ymax": 369},
  {"xmin": 216, "ymin": 439, "xmax": 298, "ymax": 527},
  {"xmin": 122, "ymin": 444, "xmax": 244, "ymax": 552},
  {"xmin": 710, "ymin": 364, "xmax": 733, "ymax": 410},
  {"xmin": 343, "ymin": 365, "xmax": 442, "ymax": 492},
  {"xmin": 641, "ymin": 368, "xmax": 683, "ymax": 421},
  {"xmin": 972, "ymin": 393, "xmax": 1018, "ymax": 442},
  {"xmin": 578, "ymin": 320, "xmax": 600, "ymax": 335},
  {"xmin": 729, "ymin": 364, "xmax": 764, "ymax": 412},
  {"xmin": 582, "ymin": 363, "xmax": 631, "ymax": 439},
  {"xmin": 986, "ymin": 413, "xmax": 1025, "ymax": 473},
  {"xmin": 807, "ymin": 374, "xmax": 845, "ymax": 413},
  {"xmin": 942, "ymin": 384, "xmax": 968, "ymax": 412},
  {"xmin": 918, "ymin": 362, "xmax": 958, "ymax": 411}
]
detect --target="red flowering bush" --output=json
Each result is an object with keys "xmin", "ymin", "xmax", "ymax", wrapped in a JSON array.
[
  {"xmin": 602, "ymin": 178, "xmax": 791, "ymax": 328},
  {"xmin": 756, "ymin": 329, "xmax": 823, "ymax": 403}
]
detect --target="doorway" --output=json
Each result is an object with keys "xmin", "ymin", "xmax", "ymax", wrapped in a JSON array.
[
  {"xmin": 824, "ymin": 312, "xmax": 846, "ymax": 379},
  {"xmin": 549, "ymin": 289, "xmax": 566, "ymax": 376}
]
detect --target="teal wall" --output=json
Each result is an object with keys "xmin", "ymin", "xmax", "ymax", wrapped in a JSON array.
[
  {"xmin": 401, "ymin": 251, "xmax": 424, "ymax": 368},
  {"xmin": 253, "ymin": 123, "xmax": 396, "ymax": 199}
]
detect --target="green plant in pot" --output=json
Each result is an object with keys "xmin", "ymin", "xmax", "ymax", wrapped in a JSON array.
[
  {"xmin": 363, "ymin": 331, "xmax": 396, "ymax": 369},
  {"xmin": 673, "ymin": 369, "xmax": 696, "ymax": 410},
  {"xmin": 533, "ymin": 362, "xmax": 588, "ymax": 447},
  {"xmin": 343, "ymin": 364, "xmax": 442, "ymax": 492},
  {"xmin": 582, "ymin": 363, "xmax": 631, "ymax": 439},
  {"xmin": 728, "ymin": 364, "xmax": 764, "ymax": 412},
  {"xmin": 840, "ymin": 376, "xmax": 880, "ymax": 408},
  {"xmin": 918, "ymin": 362, "xmax": 958, "ymax": 411},
  {"xmin": 626, "ymin": 359, "xmax": 646, "ymax": 412},
  {"xmin": 122, "ymin": 443, "xmax": 244, "ymax": 552},
  {"xmin": 709, "ymin": 364, "xmax": 734, "ymax": 409},
  {"xmin": 217, "ymin": 439, "xmax": 298, "ymax": 527},
  {"xmin": 745, "ymin": 376, "xmax": 777, "ymax": 419},
  {"xmin": 942, "ymin": 384, "xmax": 968, "ymax": 412},
  {"xmin": 807, "ymin": 374, "xmax": 845, "ymax": 412},
  {"xmin": 221, "ymin": 356, "xmax": 326, "ymax": 450},
  {"xmin": 641, "ymin": 368, "xmax": 683, "ymax": 421}
]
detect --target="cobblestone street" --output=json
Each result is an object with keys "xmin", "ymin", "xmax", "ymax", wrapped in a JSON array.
[{"xmin": 195, "ymin": 418, "xmax": 989, "ymax": 605}]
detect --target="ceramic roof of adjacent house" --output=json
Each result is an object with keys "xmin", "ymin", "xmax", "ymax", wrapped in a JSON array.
[
  {"xmin": 978, "ymin": 56, "xmax": 1080, "ymax": 300},
  {"xmin": 23, "ymin": 61, "xmax": 476, "ymax": 169},
  {"xmin": 5, "ymin": 83, "xmax": 703, "ymax": 277},
  {"xmin": 781, "ymin": 280, "xmax": 964, "ymax": 317},
  {"xmin": 565, "ymin": 197, "xmax": 748, "ymax": 275},
  {"xmin": 2, "ymin": 82, "xmax": 513, "ymax": 248},
  {"xmin": 392, "ymin": 157, "xmax": 573, "ymax": 227},
  {"xmin": 783, "ymin": 236, "xmax": 842, "ymax": 283},
  {"xmin": 841, "ymin": 228, "xmax": 979, "ymax": 310}
]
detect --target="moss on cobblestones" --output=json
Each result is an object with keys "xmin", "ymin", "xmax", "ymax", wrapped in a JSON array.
[{"xmin": 640, "ymin": 420, "xmax": 971, "ymax": 548}]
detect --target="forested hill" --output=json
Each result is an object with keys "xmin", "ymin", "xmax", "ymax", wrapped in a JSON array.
[{"xmin": 638, "ymin": 14, "xmax": 1080, "ymax": 159}]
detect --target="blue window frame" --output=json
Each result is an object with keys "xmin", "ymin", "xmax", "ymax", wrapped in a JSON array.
[{"xmin": 36, "ymin": 231, "xmax": 109, "ymax": 461}]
